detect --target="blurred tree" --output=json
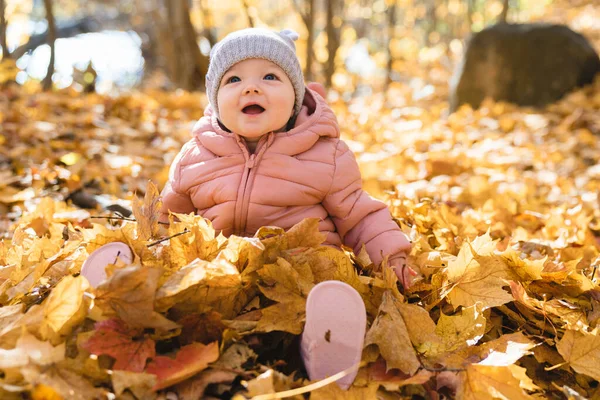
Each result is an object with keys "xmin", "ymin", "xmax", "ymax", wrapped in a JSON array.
[
  {"xmin": 499, "ymin": 0, "xmax": 510, "ymax": 23},
  {"xmin": 325, "ymin": 0, "xmax": 344, "ymax": 87},
  {"xmin": 467, "ymin": 0, "xmax": 474, "ymax": 31},
  {"xmin": 198, "ymin": 0, "xmax": 216, "ymax": 47},
  {"xmin": 136, "ymin": 0, "xmax": 208, "ymax": 90},
  {"xmin": 42, "ymin": 0, "xmax": 56, "ymax": 90},
  {"xmin": 0, "ymin": 0, "xmax": 9, "ymax": 59},
  {"xmin": 293, "ymin": 0, "xmax": 316, "ymax": 81},
  {"xmin": 427, "ymin": 0, "xmax": 438, "ymax": 45},
  {"xmin": 242, "ymin": 0, "xmax": 257, "ymax": 27},
  {"xmin": 385, "ymin": 0, "xmax": 397, "ymax": 90}
]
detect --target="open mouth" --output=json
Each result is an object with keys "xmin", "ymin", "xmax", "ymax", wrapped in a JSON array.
[{"xmin": 242, "ymin": 104, "xmax": 265, "ymax": 115}]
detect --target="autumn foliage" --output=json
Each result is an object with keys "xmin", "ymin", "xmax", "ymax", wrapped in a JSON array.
[{"xmin": 1, "ymin": 5, "xmax": 600, "ymax": 397}]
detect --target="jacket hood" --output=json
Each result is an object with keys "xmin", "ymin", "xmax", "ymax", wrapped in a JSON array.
[{"xmin": 191, "ymin": 88, "xmax": 340, "ymax": 157}]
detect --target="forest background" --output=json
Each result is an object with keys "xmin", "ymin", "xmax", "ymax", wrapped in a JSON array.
[{"xmin": 1, "ymin": 0, "xmax": 600, "ymax": 399}]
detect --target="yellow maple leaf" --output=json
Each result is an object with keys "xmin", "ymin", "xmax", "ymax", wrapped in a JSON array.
[
  {"xmin": 131, "ymin": 180, "xmax": 162, "ymax": 241},
  {"xmin": 155, "ymin": 258, "xmax": 246, "ymax": 319},
  {"xmin": 364, "ymin": 291, "xmax": 420, "ymax": 375},
  {"xmin": 94, "ymin": 264, "xmax": 179, "ymax": 331},
  {"xmin": 254, "ymin": 300, "xmax": 306, "ymax": 335},
  {"xmin": 310, "ymin": 382, "xmax": 379, "ymax": 399},
  {"xmin": 556, "ymin": 329, "xmax": 600, "ymax": 381},
  {"xmin": 501, "ymin": 247, "xmax": 545, "ymax": 281},
  {"xmin": 0, "ymin": 329, "xmax": 65, "ymax": 369},
  {"xmin": 435, "ymin": 304, "xmax": 486, "ymax": 353},
  {"xmin": 166, "ymin": 212, "xmax": 220, "ymax": 267},
  {"xmin": 40, "ymin": 275, "xmax": 90, "ymax": 345},
  {"xmin": 111, "ymin": 370, "xmax": 156, "ymax": 399},
  {"xmin": 445, "ymin": 232, "xmax": 513, "ymax": 310},
  {"xmin": 457, "ymin": 364, "xmax": 535, "ymax": 399},
  {"xmin": 257, "ymin": 258, "xmax": 313, "ymax": 303}
]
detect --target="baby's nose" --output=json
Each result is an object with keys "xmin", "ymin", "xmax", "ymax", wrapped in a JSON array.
[{"xmin": 244, "ymin": 84, "xmax": 260, "ymax": 94}]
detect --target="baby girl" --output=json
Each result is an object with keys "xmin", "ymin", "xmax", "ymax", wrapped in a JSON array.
[{"xmin": 158, "ymin": 28, "xmax": 413, "ymax": 388}]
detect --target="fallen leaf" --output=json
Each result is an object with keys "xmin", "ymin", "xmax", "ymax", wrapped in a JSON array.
[
  {"xmin": 254, "ymin": 300, "xmax": 306, "ymax": 335},
  {"xmin": 0, "ymin": 330, "xmax": 65, "ymax": 369},
  {"xmin": 364, "ymin": 291, "xmax": 420, "ymax": 375},
  {"xmin": 40, "ymin": 275, "xmax": 90, "ymax": 344},
  {"xmin": 435, "ymin": 304, "xmax": 486, "ymax": 352},
  {"xmin": 111, "ymin": 370, "xmax": 156, "ymax": 399},
  {"xmin": 81, "ymin": 318, "xmax": 155, "ymax": 372},
  {"xmin": 310, "ymin": 382, "xmax": 379, "ymax": 399},
  {"xmin": 176, "ymin": 368, "xmax": 237, "ymax": 400},
  {"xmin": 477, "ymin": 332, "xmax": 537, "ymax": 366},
  {"xmin": 155, "ymin": 258, "xmax": 245, "ymax": 319},
  {"xmin": 94, "ymin": 264, "xmax": 179, "ymax": 331},
  {"xmin": 211, "ymin": 342, "xmax": 256, "ymax": 370},
  {"xmin": 132, "ymin": 181, "xmax": 162, "ymax": 241},
  {"xmin": 20, "ymin": 365, "xmax": 107, "ymax": 400},
  {"xmin": 368, "ymin": 358, "xmax": 433, "ymax": 391},
  {"xmin": 145, "ymin": 341, "xmax": 219, "ymax": 390},
  {"xmin": 457, "ymin": 364, "xmax": 535, "ymax": 399},
  {"xmin": 445, "ymin": 233, "xmax": 513, "ymax": 310},
  {"xmin": 556, "ymin": 329, "xmax": 600, "ymax": 381},
  {"xmin": 244, "ymin": 369, "xmax": 302, "ymax": 398}
]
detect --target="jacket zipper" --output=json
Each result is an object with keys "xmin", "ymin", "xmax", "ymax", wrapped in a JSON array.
[
  {"xmin": 233, "ymin": 134, "xmax": 272, "ymax": 236},
  {"xmin": 238, "ymin": 154, "xmax": 257, "ymax": 235}
]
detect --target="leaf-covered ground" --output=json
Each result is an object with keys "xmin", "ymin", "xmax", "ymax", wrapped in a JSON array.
[{"xmin": 2, "ymin": 6, "xmax": 600, "ymax": 399}]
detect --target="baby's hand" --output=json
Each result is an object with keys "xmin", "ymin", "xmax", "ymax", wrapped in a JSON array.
[{"xmin": 389, "ymin": 253, "xmax": 418, "ymax": 290}]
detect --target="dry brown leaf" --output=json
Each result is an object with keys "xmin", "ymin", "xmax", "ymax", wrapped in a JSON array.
[
  {"xmin": 457, "ymin": 364, "xmax": 535, "ymax": 400},
  {"xmin": 556, "ymin": 329, "xmax": 600, "ymax": 381},
  {"xmin": 364, "ymin": 291, "xmax": 420, "ymax": 375},
  {"xmin": 40, "ymin": 275, "xmax": 90, "ymax": 345},
  {"xmin": 155, "ymin": 258, "xmax": 245, "ymax": 319},
  {"xmin": 94, "ymin": 265, "xmax": 179, "ymax": 331},
  {"xmin": 131, "ymin": 180, "xmax": 162, "ymax": 241}
]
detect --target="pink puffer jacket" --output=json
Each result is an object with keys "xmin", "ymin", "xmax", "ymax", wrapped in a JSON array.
[{"xmin": 159, "ymin": 88, "xmax": 410, "ymax": 265}]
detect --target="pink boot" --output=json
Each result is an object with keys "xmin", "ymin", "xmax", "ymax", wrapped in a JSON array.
[
  {"xmin": 300, "ymin": 281, "xmax": 366, "ymax": 390},
  {"xmin": 80, "ymin": 242, "xmax": 133, "ymax": 287}
]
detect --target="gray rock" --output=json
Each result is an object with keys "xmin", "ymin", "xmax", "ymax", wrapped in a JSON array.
[{"xmin": 449, "ymin": 23, "xmax": 600, "ymax": 112}]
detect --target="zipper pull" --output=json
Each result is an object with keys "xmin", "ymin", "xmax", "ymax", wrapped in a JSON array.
[{"xmin": 246, "ymin": 154, "xmax": 256, "ymax": 168}]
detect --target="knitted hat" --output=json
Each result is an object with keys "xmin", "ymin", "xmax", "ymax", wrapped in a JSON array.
[{"xmin": 206, "ymin": 28, "xmax": 305, "ymax": 119}]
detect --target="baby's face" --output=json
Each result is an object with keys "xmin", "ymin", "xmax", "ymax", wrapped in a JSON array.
[{"xmin": 217, "ymin": 59, "xmax": 295, "ymax": 142}]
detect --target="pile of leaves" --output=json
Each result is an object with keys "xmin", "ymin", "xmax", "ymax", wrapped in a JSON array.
[
  {"xmin": 1, "ymin": 10, "xmax": 600, "ymax": 397},
  {"xmin": 1, "ymin": 76, "xmax": 600, "ymax": 399}
]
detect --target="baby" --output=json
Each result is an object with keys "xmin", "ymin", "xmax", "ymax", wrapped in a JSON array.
[{"xmin": 158, "ymin": 28, "xmax": 413, "ymax": 388}]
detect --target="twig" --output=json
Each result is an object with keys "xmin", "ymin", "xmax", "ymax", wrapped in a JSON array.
[
  {"xmin": 89, "ymin": 215, "xmax": 169, "ymax": 225},
  {"xmin": 146, "ymin": 229, "xmax": 190, "ymax": 248},
  {"xmin": 89, "ymin": 216, "xmax": 136, "ymax": 222},
  {"xmin": 497, "ymin": 305, "xmax": 557, "ymax": 338},
  {"xmin": 420, "ymin": 364, "xmax": 466, "ymax": 373}
]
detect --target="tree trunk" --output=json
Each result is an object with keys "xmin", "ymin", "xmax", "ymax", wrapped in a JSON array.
[
  {"xmin": 242, "ymin": 0, "xmax": 256, "ymax": 28},
  {"xmin": 292, "ymin": 0, "xmax": 318, "ymax": 81},
  {"xmin": 198, "ymin": 0, "xmax": 216, "ymax": 47},
  {"xmin": 426, "ymin": 0, "xmax": 437, "ymax": 45},
  {"xmin": 0, "ymin": 0, "xmax": 9, "ymax": 60},
  {"xmin": 305, "ymin": 0, "xmax": 315, "ymax": 81},
  {"xmin": 499, "ymin": 0, "xmax": 510, "ymax": 23},
  {"xmin": 154, "ymin": 0, "xmax": 208, "ymax": 90},
  {"xmin": 385, "ymin": 1, "xmax": 397, "ymax": 91},
  {"xmin": 466, "ymin": 0, "xmax": 474, "ymax": 32},
  {"xmin": 325, "ymin": 0, "xmax": 343, "ymax": 88},
  {"xmin": 42, "ymin": 0, "xmax": 56, "ymax": 91}
]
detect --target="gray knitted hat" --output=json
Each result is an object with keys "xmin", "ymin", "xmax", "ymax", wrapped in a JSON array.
[{"xmin": 206, "ymin": 28, "xmax": 305, "ymax": 119}]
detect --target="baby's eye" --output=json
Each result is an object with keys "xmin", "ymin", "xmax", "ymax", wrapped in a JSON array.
[
  {"xmin": 226, "ymin": 76, "xmax": 240, "ymax": 84},
  {"xmin": 264, "ymin": 73, "xmax": 277, "ymax": 81}
]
